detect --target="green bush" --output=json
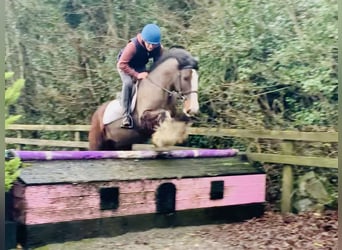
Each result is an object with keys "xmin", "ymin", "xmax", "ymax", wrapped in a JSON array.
[
  {"xmin": 5, "ymin": 72, "xmax": 25, "ymax": 191},
  {"xmin": 5, "ymin": 158, "xmax": 21, "ymax": 192}
]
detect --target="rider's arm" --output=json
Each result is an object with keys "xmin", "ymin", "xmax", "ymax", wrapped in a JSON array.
[{"xmin": 117, "ymin": 42, "xmax": 139, "ymax": 78}]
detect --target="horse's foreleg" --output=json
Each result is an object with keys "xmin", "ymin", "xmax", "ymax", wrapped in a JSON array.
[
  {"xmin": 151, "ymin": 116, "xmax": 189, "ymax": 148},
  {"xmin": 140, "ymin": 109, "xmax": 172, "ymax": 131}
]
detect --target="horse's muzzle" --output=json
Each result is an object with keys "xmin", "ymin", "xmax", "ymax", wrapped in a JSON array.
[
  {"xmin": 184, "ymin": 97, "xmax": 199, "ymax": 115},
  {"xmin": 180, "ymin": 112, "xmax": 200, "ymax": 123},
  {"xmin": 183, "ymin": 107, "xmax": 199, "ymax": 117}
]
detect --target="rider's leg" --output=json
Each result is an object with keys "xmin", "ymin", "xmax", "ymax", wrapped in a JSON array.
[{"xmin": 118, "ymin": 70, "xmax": 134, "ymax": 128}]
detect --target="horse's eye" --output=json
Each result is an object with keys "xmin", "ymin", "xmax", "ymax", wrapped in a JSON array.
[{"xmin": 183, "ymin": 76, "xmax": 190, "ymax": 81}]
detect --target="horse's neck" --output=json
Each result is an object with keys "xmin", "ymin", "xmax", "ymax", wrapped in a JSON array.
[
  {"xmin": 134, "ymin": 59, "xmax": 178, "ymax": 117},
  {"xmin": 143, "ymin": 58, "xmax": 179, "ymax": 94},
  {"xmin": 149, "ymin": 58, "xmax": 178, "ymax": 86}
]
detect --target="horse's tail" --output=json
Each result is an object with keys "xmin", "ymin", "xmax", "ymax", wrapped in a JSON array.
[{"xmin": 88, "ymin": 104, "xmax": 106, "ymax": 150}]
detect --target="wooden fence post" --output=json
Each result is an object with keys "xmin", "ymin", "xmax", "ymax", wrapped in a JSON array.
[
  {"xmin": 74, "ymin": 131, "xmax": 80, "ymax": 151},
  {"xmin": 16, "ymin": 131, "xmax": 22, "ymax": 150},
  {"xmin": 280, "ymin": 141, "xmax": 294, "ymax": 214}
]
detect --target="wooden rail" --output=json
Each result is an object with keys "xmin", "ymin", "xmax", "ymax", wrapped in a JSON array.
[
  {"xmin": 188, "ymin": 127, "xmax": 338, "ymax": 142},
  {"xmin": 5, "ymin": 125, "xmax": 338, "ymax": 166},
  {"xmin": 5, "ymin": 125, "xmax": 90, "ymax": 149},
  {"xmin": 5, "ymin": 124, "xmax": 338, "ymax": 213}
]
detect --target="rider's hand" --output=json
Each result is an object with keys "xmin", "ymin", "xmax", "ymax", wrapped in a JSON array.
[{"xmin": 137, "ymin": 72, "xmax": 148, "ymax": 80}]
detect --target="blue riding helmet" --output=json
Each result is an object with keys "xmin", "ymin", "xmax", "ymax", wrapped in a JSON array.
[{"xmin": 141, "ymin": 24, "xmax": 161, "ymax": 45}]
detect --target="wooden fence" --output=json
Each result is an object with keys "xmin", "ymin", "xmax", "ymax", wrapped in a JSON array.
[{"xmin": 5, "ymin": 124, "xmax": 338, "ymax": 213}]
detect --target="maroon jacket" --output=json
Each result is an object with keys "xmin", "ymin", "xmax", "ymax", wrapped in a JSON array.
[{"xmin": 117, "ymin": 33, "xmax": 163, "ymax": 78}]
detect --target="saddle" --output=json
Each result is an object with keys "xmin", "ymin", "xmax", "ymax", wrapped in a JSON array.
[{"xmin": 102, "ymin": 84, "xmax": 138, "ymax": 125}]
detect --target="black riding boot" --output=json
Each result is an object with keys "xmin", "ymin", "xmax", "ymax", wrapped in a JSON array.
[{"xmin": 121, "ymin": 84, "xmax": 133, "ymax": 129}]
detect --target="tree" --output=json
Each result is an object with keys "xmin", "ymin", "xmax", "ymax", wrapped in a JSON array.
[{"xmin": 4, "ymin": 0, "xmax": 337, "ymax": 131}]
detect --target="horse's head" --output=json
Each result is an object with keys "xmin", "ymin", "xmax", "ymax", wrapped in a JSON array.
[
  {"xmin": 173, "ymin": 48, "xmax": 199, "ymax": 116},
  {"xmin": 177, "ymin": 65, "xmax": 199, "ymax": 116},
  {"xmin": 150, "ymin": 47, "xmax": 200, "ymax": 117}
]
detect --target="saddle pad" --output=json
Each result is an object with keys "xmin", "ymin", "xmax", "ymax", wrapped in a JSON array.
[
  {"xmin": 103, "ymin": 99, "xmax": 124, "ymax": 125},
  {"xmin": 102, "ymin": 85, "xmax": 138, "ymax": 125}
]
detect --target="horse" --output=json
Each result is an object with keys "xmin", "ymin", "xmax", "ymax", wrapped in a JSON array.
[{"xmin": 88, "ymin": 47, "xmax": 200, "ymax": 150}]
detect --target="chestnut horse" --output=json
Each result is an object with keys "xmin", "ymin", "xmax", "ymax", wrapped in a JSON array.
[{"xmin": 88, "ymin": 47, "xmax": 199, "ymax": 150}]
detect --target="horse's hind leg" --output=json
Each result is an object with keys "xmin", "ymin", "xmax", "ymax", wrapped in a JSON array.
[
  {"xmin": 100, "ymin": 140, "xmax": 133, "ymax": 151},
  {"xmin": 89, "ymin": 113, "xmax": 105, "ymax": 150},
  {"xmin": 117, "ymin": 144, "xmax": 133, "ymax": 151},
  {"xmin": 100, "ymin": 140, "xmax": 117, "ymax": 150},
  {"xmin": 89, "ymin": 103, "xmax": 114, "ymax": 150}
]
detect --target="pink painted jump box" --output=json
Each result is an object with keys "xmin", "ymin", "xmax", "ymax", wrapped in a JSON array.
[{"xmin": 11, "ymin": 149, "xmax": 266, "ymax": 247}]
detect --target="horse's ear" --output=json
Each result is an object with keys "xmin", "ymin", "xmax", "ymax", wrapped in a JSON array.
[
  {"xmin": 191, "ymin": 63, "xmax": 199, "ymax": 70},
  {"xmin": 191, "ymin": 57, "xmax": 199, "ymax": 70}
]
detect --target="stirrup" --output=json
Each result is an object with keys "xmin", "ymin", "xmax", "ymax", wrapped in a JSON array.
[{"xmin": 121, "ymin": 115, "xmax": 133, "ymax": 129}]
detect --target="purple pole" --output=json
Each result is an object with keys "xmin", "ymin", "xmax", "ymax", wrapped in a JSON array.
[{"xmin": 10, "ymin": 149, "xmax": 239, "ymax": 161}]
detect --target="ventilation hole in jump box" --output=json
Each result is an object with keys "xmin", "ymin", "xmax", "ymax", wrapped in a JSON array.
[
  {"xmin": 99, "ymin": 187, "xmax": 119, "ymax": 210},
  {"xmin": 210, "ymin": 180, "xmax": 224, "ymax": 200}
]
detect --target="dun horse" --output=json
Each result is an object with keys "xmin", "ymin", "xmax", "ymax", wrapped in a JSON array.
[{"xmin": 88, "ymin": 47, "xmax": 199, "ymax": 150}]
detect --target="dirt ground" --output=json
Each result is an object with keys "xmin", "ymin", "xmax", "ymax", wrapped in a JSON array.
[{"xmin": 33, "ymin": 209, "xmax": 338, "ymax": 250}]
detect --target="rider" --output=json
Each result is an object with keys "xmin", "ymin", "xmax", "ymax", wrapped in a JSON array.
[{"xmin": 117, "ymin": 23, "xmax": 163, "ymax": 128}]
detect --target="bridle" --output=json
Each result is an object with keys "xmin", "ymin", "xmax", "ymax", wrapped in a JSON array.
[{"xmin": 145, "ymin": 66, "xmax": 198, "ymax": 102}]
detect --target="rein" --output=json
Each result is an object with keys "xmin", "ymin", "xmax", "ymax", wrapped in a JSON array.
[{"xmin": 145, "ymin": 67, "xmax": 197, "ymax": 101}]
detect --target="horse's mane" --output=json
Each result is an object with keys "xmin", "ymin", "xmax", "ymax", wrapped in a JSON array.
[{"xmin": 150, "ymin": 46, "xmax": 198, "ymax": 72}]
